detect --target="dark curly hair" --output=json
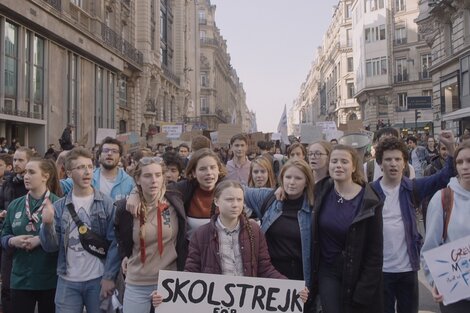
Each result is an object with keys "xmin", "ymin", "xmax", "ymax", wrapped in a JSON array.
[{"xmin": 375, "ymin": 137, "xmax": 409, "ymax": 165}]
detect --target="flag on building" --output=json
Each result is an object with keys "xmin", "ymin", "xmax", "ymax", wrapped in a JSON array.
[{"xmin": 277, "ymin": 105, "xmax": 289, "ymax": 144}]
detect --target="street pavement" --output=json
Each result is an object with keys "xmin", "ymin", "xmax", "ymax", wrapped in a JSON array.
[{"xmin": 419, "ymin": 269, "xmax": 439, "ymax": 313}]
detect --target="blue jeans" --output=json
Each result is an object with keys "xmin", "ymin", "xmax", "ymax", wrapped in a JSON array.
[
  {"xmin": 383, "ymin": 271, "xmax": 418, "ymax": 313},
  {"xmin": 123, "ymin": 283, "xmax": 158, "ymax": 313},
  {"xmin": 55, "ymin": 276, "xmax": 102, "ymax": 313}
]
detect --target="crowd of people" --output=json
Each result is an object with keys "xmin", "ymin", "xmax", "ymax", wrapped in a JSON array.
[{"xmin": 0, "ymin": 127, "xmax": 468, "ymax": 313}]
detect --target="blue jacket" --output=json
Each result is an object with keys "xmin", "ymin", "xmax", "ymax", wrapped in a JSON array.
[
  {"xmin": 243, "ymin": 187, "xmax": 313, "ymax": 288},
  {"xmin": 39, "ymin": 188, "xmax": 120, "ymax": 281},
  {"xmin": 371, "ymin": 156, "xmax": 455, "ymax": 271},
  {"xmin": 60, "ymin": 168, "xmax": 134, "ymax": 201}
]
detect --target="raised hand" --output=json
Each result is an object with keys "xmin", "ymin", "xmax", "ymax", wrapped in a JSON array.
[
  {"xmin": 41, "ymin": 199, "xmax": 55, "ymax": 225},
  {"xmin": 439, "ymin": 131, "xmax": 456, "ymax": 155}
]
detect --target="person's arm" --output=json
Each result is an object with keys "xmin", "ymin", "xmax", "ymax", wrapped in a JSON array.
[
  {"xmin": 184, "ymin": 230, "xmax": 203, "ymax": 273},
  {"xmin": 101, "ymin": 201, "xmax": 119, "ymax": 299},
  {"xmin": 352, "ymin": 201, "xmax": 384, "ymax": 305},
  {"xmin": 242, "ymin": 186, "xmax": 274, "ymax": 219},
  {"xmin": 420, "ymin": 190, "xmax": 444, "ymax": 288}
]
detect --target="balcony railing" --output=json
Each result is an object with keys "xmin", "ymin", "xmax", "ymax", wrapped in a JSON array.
[
  {"xmin": 200, "ymin": 37, "xmax": 219, "ymax": 46},
  {"xmin": 394, "ymin": 38, "xmax": 407, "ymax": 45},
  {"xmin": 162, "ymin": 65, "xmax": 180, "ymax": 86},
  {"xmin": 199, "ymin": 18, "xmax": 207, "ymax": 25},
  {"xmin": 100, "ymin": 22, "xmax": 143, "ymax": 67},
  {"xmin": 394, "ymin": 72, "xmax": 409, "ymax": 83},
  {"xmin": 0, "ymin": 106, "xmax": 44, "ymax": 120},
  {"xmin": 43, "ymin": 0, "xmax": 61, "ymax": 11}
]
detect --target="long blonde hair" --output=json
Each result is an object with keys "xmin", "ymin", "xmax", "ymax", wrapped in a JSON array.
[
  {"xmin": 248, "ymin": 156, "xmax": 276, "ymax": 188},
  {"xmin": 279, "ymin": 159, "xmax": 315, "ymax": 206}
]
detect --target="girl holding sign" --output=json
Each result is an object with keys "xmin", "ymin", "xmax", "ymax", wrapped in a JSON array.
[
  {"xmin": 421, "ymin": 142, "xmax": 470, "ymax": 312},
  {"xmin": 1, "ymin": 158, "xmax": 62, "ymax": 313},
  {"xmin": 114, "ymin": 157, "xmax": 187, "ymax": 313},
  {"xmin": 153, "ymin": 180, "xmax": 308, "ymax": 307}
]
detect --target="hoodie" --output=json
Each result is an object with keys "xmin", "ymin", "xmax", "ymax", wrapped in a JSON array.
[{"xmin": 421, "ymin": 177, "xmax": 470, "ymax": 287}]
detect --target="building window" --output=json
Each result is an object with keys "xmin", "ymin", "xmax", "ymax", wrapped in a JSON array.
[
  {"xmin": 119, "ymin": 76, "xmax": 128, "ymax": 107},
  {"xmin": 199, "ymin": 30, "xmax": 206, "ymax": 40},
  {"xmin": 198, "ymin": 10, "xmax": 205, "ymax": 22},
  {"xmin": 395, "ymin": 59, "xmax": 408, "ymax": 82},
  {"xmin": 365, "ymin": 25, "xmax": 386, "ymax": 43},
  {"xmin": 107, "ymin": 72, "xmax": 115, "ymax": 127},
  {"xmin": 71, "ymin": 0, "xmax": 83, "ymax": 7},
  {"xmin": 366, "ymin": 56, "xmax": 387, "ymax": 77},
  {"xmin": 462, "ymin": 55, "xmax": 470, "ymax": 98},
  {"xmin": 24, "ymin": 32, "xmax": 44, "ymax": 119},
  {"xmin": 395, "ymin": 0, "xmax": 405, "ymax": 12},
  {"xmin": 119, "ymin": 120, "xmax": 127, "ymax": 134},
  {"xmin": 5, "ymin": 21, "xmax": 18, "ymax": 100},
  {"xmin": 421, "ymin": 54, "xmax": 432, "ymax": 79},
  {"xmin": 95, "ymin": 67, "xmax": 104, "ymax": 129},
  {"xmin": 347, "ymin": 57, "xmax": 354, "ymax": 72},
  {"xmin": 160, "ymin": 0, "xmax": 171, "ymax": 67},
  {"xmin": 398, "ymin": 93, "xmax": 407, "ymax": 110},
  {"xmin": 201, "ymin": 72, "xmax": 208, "ymax": 87},
  {"xmin": 395, "ymin": 27, "xmax": 407, "ymax": 45},
  {"xmin": 346, "ymin": 4, "xmax": 352, "ymax": 18},
  {"xmin": 68, "ymin": 53, "xmax": 78, "ymax": 126},
  {"xmin": 200, "ymin": 97, "xmax": 209, "ymax": 114},
  {"xmin": 347, "ymin": 83, "xmax": 355, "ymax": 98},
  {"xmin": 370, "ymin": 0, "xmax": 384, "ymax": 11}
]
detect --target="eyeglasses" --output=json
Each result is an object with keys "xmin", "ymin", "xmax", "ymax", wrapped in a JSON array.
[
  {"xmin": 71, "ymin": 164, "xmax": 94, "ymax": 172},
  {"xmin": 308, "ymin": 151, "xmax": 328, "ymax": 158},
  {"xmin": 101, "ymin": 148, "xmax": 120, "ymax": 154},
  {"xmin": 138, "ymin": 156, "xmax": 164, "ymax": 165}
]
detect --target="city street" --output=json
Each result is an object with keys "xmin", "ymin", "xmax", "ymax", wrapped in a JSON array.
[{"xmin": 418, "ymin": 270, "xmax": 439, "ymax": 313}]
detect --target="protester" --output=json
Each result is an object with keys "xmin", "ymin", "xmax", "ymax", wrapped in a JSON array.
[
  {"xmin": 0, "ymin": 138, "xmax": 8, "ymax": 154},
  {"xmin": 0, "ymin": 147, "xmax": 33, "ymax": 313},
  {"xmin": 40, "ymin": 147, "xmax": 120, "ymax": 313},
  {"xmin": 162, "ymin": 151, "xmax": 184, "ymax": 183},
  {"xmin": 114, "ymin": 157, "xmax": 187, "ymax": 313},
  {"xmin": 1, "ymin": 158, "xmax": 62, "ymax": 313},
  {"xmin": 59, "ymin": 124, "xmax": 74, "ymax": 151},
  {"xmin": 425, "ymin": 136, "xmax": 438, "ymax": 163},
  {"xmin": 226, "ymin": 134, "xmax": 251, "ymax": 185},
  {"xmin": 307, "ymin": 141, "xmax": 332, "ymax": 183},
  {"xmin": 0, "ymin": 154, "xmax": 13, "ymax": 184},
  {"xmin": 190, "ymin": 135, "xmax": 211, "ymax": 152},
  {"xmin": 311, "ymin": 145, "xmax": 384, "ymax": 313},
  {"xmin": 371, "ymin": 132, "xmax": 456, "ymax": 313},
  {"xmin": 287, "ymin": 142, "xmax": 307, "ymax": 161},
  {"xmin": 243, "ymin": 159, "xmax": 314, "ymax": 312},
  {"xmin": 247, "ymin": 156, "xmax": 277, "ymax": 188},
  {"xmin": 407, "ymin": 135, "xmax": 428, "ymax": 178},
  {"xmin": 421, "ymin": 142, "xmax": 470, "ymax": 312},
  {"xmin": 153, "ymin": 180, "xmax": 308, "ymax": 307}
]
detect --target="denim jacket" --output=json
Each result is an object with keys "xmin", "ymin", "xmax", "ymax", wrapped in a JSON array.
[
  {"xmin": 60, "ymin": 168, "xmax": 134, "ymax": 200},
  {"xmin": 39, "ymin": 188, "xmax": 120, "ymax": 281},
  {"xmin": 371, "ymin": 156, "xmax": 455, "ymax": 271},
  {"xmin": 243, "ymin": 187, "xmax": 313, "ymax": 288}
]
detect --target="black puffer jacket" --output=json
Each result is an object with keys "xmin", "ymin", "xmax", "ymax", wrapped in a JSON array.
[
  {"xmin": 114, "ymin": 188, "xmax": 188, "ymax": 270},
  {"xmin": 311, "ymin": 178, "xmax": 384, "ymax": 313}
]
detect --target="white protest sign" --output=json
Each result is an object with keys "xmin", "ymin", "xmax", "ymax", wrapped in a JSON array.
[
  {"xmin": 161, "ymin": 124, "xmax": 183, "ymax": 139},
  {"xmin": 422, "ymin": 235, "xmax": 470, "ymax": 305},
  {"xmin": 271, "ymin": 133, "xmax": 281, "ymax": 141},
  {"xmin": 157, "ymin": 270, "xmax": 305, "ymax": 313},
  {"xmin": 96, "ymin": 128, "xmax": 117, "ymax": 145},
  {"xmin": 210, "ymin": 131, "xmax": 219, "ymax": 144},
  {"xmin": 300, "ymin": 124, "xmax": 324, "ymax": 144},
  {"xmin": 315, "ymin": 121, "xmax": 337, "ymax": 132}
]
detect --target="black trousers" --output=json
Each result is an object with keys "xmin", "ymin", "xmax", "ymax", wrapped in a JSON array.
[
  {"xmin": 11, "ymin": 289, "xmax": 56, "ymax": 313},
  {"xmin": 1, "ymin": 247, "xmax": 14, "ymax": 313},
  {"xmin": 439, "ymin": 300, "xmax": 470, "ymax": 313},
  {"xmin": 383, "ymin": 271, "xmax": 419, "ymax": 313}
]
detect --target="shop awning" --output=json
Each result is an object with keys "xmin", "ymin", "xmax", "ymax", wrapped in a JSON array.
[{"xmin": 442, "ymin": 107, "xmax": 470, "ymax": 121}]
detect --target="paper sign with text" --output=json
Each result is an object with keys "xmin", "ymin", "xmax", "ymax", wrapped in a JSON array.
[
  {"xmin": 422, "ymin": 235, "xmax": 470, "ymax": 305},
  {"xmin": 157, "ymin": 270, "xmax": 305, "ymax": 313}
]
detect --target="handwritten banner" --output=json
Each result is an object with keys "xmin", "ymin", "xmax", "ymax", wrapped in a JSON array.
[
  {"xmin": 422, "ymin": 235, "xmax": 470, "ymax": 305},
  {"xmin": 157, "ymin": 270, "xmax": 305, "ymax": 313}
]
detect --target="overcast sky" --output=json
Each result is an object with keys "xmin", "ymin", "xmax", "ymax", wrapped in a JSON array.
[{"xmin": 209, "ymin": 0, "xmax": 339, "ymax": 132}]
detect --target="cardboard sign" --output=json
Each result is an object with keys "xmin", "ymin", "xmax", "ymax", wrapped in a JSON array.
[
  {"xmin": 218, "ymin": 124, "xmax": 242, "ymax": 145},
  {"xmin": 116, "ymin": 132, "xmax": 141, "ymax": 154},
  {"xmin": 161, "ymin": 124, "xmax": 183, "ymax": 139},
  {"xmin": 300, "ymin": 125, "xmax": 324, "ymax": 144},
  {"xmin": 96, "ymin": 128, "xmax": 117, "ymax": 145},
  {"xmin": 157, "ymin": 270, "xmax": 305, "ymax": 313},
  {"xmin": 210, "ymin": 131, "xmax": 219, "ymax": 144},
  {"xmin": 422, "ymin": 235, "xmax": 470, "ymax": 305}
]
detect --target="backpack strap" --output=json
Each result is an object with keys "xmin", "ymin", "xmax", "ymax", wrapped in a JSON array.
[
  {"xmin": 259, "ymin": 190, "xmax": 276, "ymax": 223},
  {"xmin": 441, "ymin": 187, "xmax": 454, "ymax": 242}
]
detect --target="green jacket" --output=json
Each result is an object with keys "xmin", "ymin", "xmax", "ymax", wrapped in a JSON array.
[{"xmin": 1, "ymin": 193, "xmax": 60, "ymax": 290}]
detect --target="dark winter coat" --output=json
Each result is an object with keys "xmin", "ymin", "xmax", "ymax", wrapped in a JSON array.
[
  {"xmin": 185, "ymin": 214, "xmax": 285, "ymax": 279},
  {"xmin": 0, "ymin": 173, "xmax": 28, "ymax": 212},
  {"xmin": 114, "ymin": 188, "xmax": 188, "ymax": 271},
  {"xmin": 59, "ymin": 127, "xmax": 74, "ymax": 150},
  {"xmin": 311, "ymin": 178, "xmax": 384, "ymax": 313}
]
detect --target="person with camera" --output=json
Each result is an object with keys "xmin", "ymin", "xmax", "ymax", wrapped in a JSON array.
[{"xmin": 40, "ymin": 147, "xmax": 120, "ymax": 313}]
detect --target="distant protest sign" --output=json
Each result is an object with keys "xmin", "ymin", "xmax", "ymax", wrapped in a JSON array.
[
  {"xmin": 422, "ymin": 235, "xmax": 470, "ymax": 305},
  {"xmin": 157, "ymin": 270, "xmax": 305, "ymax": 313},
  {"xmin": 300, "ymin": 124, "xmax": 324, "ymax": 144},
  {"xmin": 96, "ymin": 128, "xmax": 117, "ymax": 145},
  {"xmin": 116, "ymin": 132, "xmax": 140, "ymax": 154},
  {"xmin": 161, "ymin": 124, "xmax": 183, "ymax": 139}
]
